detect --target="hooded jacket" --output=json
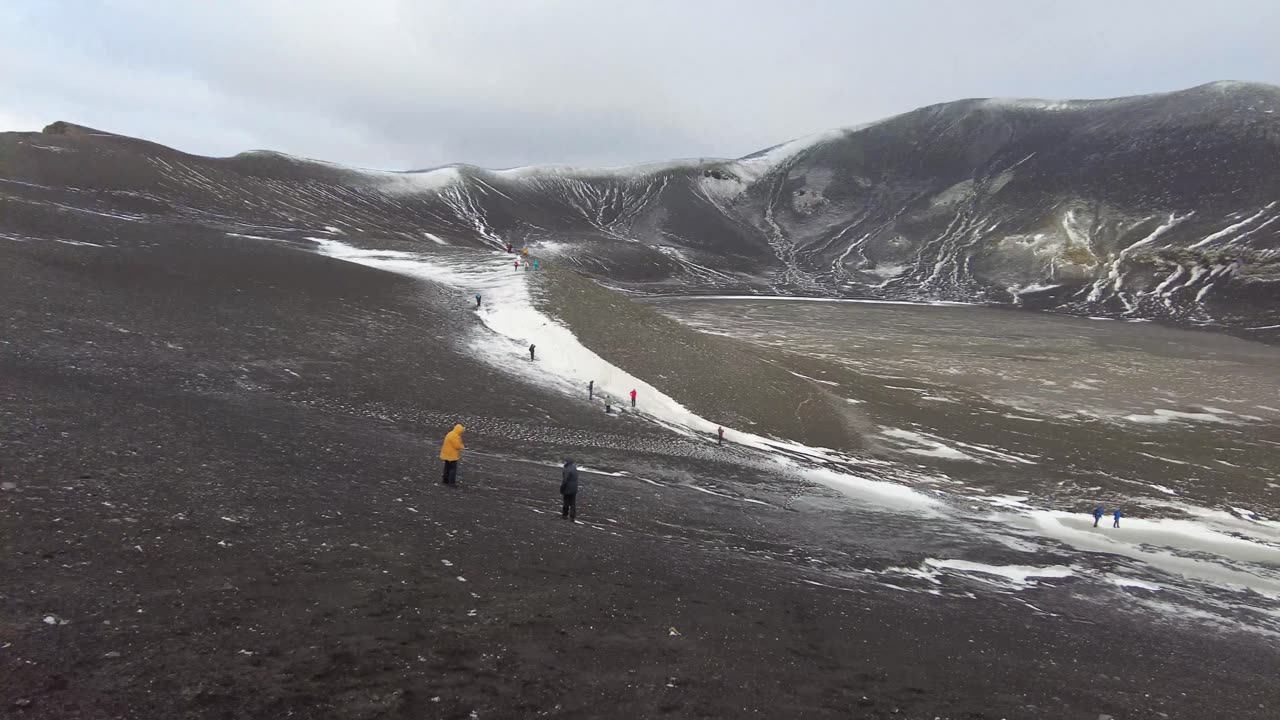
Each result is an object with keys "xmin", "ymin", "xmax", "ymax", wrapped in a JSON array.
[
  {"xmin": 440, "ymin": 424, "xmax": 466, "ymax": 461},
  {"xmin": 560, "ymin": 460, "xmax": 579, "ymax": 496}
]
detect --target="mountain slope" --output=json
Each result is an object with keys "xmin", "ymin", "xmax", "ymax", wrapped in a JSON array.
[{"xmin": 5, "ymin": 81, "xmax": 1279, "ymax": 333}]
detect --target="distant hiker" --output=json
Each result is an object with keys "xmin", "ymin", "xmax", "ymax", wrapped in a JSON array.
[
  {"xmin": 506, "ymin": 242, "xmax": 513, "ymax": 253},
  {"xmin": 588, "ymin": 380, "xmax": 594, "ymax": 400},
  {"xmin": 717, "ymin": 426, "xmax": 724, "ymax": 446},
  {"xmin": 514, "ymin": 260, "xmax": 519, "ymax": 271},
  {"xmin": 560, "ymin": 458, "xmax": 579, "ymax": 522},
  {"xmin": 604, "ymin": 401, "xmax": 613, "ymax": 414},
  {"xmin": 533, "ymin": 259, "xmax": 540, "ymax": 271},
  {"xmin": 522, "ymin": 248, "xmax": 530, "ymax": 258},
  {"xmin": 529, "ymin": 344, "xmax": 536, "ymax": 361},
  {"xmin": 439, "ymin": 424, "xmax": 465, "ymax": 486},
  {"xmin": 630, "ymin": 389, "xmax": 637, "ymax": 408},
  {"xmin": 475, "ymin": 293, "xmax": 482, "ymax": 308},
  {"xmin": 1113, "ymin": 508, "xmax": 1123, "ymax": 528},
  {"xmin": 524, "ymin": 261, "xmax": 530, "ymax": 271},
  {"xmin": 1092, "ymin": 506, "xmax": 1105, "ymax": 527}
]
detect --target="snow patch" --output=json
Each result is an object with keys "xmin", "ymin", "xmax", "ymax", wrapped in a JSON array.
[
  {"xmin": 799, "ymin": 465, "xmax": 943, "ymax": 514},
  {"xmin": 1013, "ymin": 510, "xmax": 1280, "ymax": 597},
  {"xmin": 879, "ymin": 428, "xmax": 978, "ymax": 462},
  {"xmin": 375, "ymin": 167, "xmax": 463, "ymax": 194},
  {"xmin": 1123, "ymin": 409, "xmax": 1239, "ymax": 426},
  {"xmin": 923, "ymin": 558, "xmax": 1075, "ymax": 587},
  {"xmin": 674, "ymin": 295, "xmax": 975, "ymax": 308},
  {"xmin": 863, "ymin": 264, "xmax": 906, "ymax": 279},
  {"xmin": 787, "ymin": 371, "xmax": 840, "ymax": 386},
  {"xmin": 1109, "ymin": 576, "xmax": 1162, "ymax": 591}
]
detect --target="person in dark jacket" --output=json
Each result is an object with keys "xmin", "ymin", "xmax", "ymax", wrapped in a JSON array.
[
  {"xmin": 717, "ymin": 426, "xmax": 724, "ymax": 446},
  {"xmin": 560, "ymin": 458, "xmax": 579, "ymax": 522},
  {"xmin": 588, "ymin": 380, "xmax": 594, "ymax": 400},
  {"xmin": 1093, "ymin": 506, "xmax": 1105, "ymax": 527},
  {"xmin": 529, "ymin": 343, "xmax": 536, "ymax": 361},
  {"xmin": 475, "ymin": 293, "xmax": 482, "ymax": 308}
]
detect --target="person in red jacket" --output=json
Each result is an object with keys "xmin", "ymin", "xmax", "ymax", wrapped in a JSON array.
[{"xmin": 629, "ymin": 389, "xmax": 637, "ymax": 408}]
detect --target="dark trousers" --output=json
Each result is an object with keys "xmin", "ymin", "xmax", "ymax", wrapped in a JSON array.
[
  {"xmin": 441, "ymin": 460, "xmax": 458, "ymax": 485},
  {"xmin": 561, "ymin": 493, "xmax": 577, "ymax": 519},
  {"xmin": 631, "ymin": 398, "xmax": 635, "ymax": 408}
]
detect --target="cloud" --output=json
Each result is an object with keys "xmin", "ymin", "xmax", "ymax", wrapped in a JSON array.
[{"xmin": 1, "ymin": 0, "xmax": 1277, "ymax": 169}]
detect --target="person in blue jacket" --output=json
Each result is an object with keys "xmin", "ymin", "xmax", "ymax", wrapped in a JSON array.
[
  {"xmin": 1093, "ymin": 506, "xmax": 1105, "ymax": 527},
  {"xmin": 1113, "ymin": 508, "xmax": 1123, "ymax": 528},
  {"xmin": 560, "ymin": 458, "xmax": 579, "ymax": 522}
]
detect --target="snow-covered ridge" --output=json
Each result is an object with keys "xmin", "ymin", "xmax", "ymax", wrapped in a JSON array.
[
  {"xmin": 233, "ymin": 117, "xmax": 901, "ymax": 197},
  {"xmin": 979, "ymin": 80, "xmax": 1280, "ymax": 112},
  {"xmin": 489, "ymin": 157, "xmax": 725, "ymax": 180}
]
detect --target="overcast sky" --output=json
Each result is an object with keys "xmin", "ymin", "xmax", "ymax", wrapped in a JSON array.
[{"xmin": 3, "ymin": 0, "xmax": 1277, "ymax": 170}]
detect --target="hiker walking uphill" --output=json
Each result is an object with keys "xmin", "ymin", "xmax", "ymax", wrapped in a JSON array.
[
  {"xmin": 630, "ymin": 389, "xmax": 637, "ymax": 408},
  {"xmin": 475, "ymin": 293, "xmax": 482, "ymax": 308},
  {"xmin": 439, "ymin": 424, "xmax": 465, "ymax": 486},
  {"xmin": 1093, "ymin": 506, "xmax": 1105, "ymax": 527},
  {"xmin": 1113, "ymin": 508, "xmax": 1123, "ymax": 528},
  {"xmin": 560, "ymin": 458, "xmax": 579, "ymax": 522},
  {"xmin": 529, "ymin": 344, "xmax": 536, "ymax": 361},
  {"xmin": 717, "ymin": 426, "xmax": 724, "ymax": 446},
  {"xmin": 588, "ymin": 380, "xmax": 594, "ymax": 400}
]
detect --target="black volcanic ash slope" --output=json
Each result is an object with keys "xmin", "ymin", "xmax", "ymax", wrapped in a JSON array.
[{"xmin": 3, "ymin": 81, "xmax": 1280, "ymax": 335}]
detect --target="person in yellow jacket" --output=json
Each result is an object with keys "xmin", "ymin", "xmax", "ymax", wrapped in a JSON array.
[{"xmin": 439, "ymin": 424, "xmax": 465, "ymax": 486}]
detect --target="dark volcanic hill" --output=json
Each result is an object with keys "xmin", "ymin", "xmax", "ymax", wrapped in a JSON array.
[{"xmin": 4, "ymin": 81, "xmax": 1279, "ymax": 333}]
